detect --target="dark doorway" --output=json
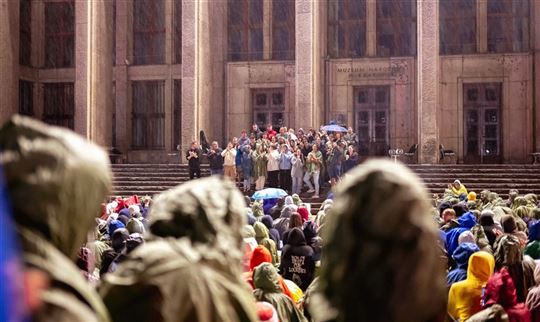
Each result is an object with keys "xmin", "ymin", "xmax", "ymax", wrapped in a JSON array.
[
  {"xmin": 463, "ymin": 83, "xmax": 502, "ymax": 163},
  {"xmin": 252, "ymin": 88, "xmax": 286, "ymax": 129},
  {"xmin": 354, "ymin": 86, "xmax": 390, "ymax": 156}
]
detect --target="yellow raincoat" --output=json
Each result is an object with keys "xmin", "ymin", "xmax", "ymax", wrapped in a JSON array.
[{"xmin": 448, "ymin": 251, "xmax": 495, "ymax": 321}]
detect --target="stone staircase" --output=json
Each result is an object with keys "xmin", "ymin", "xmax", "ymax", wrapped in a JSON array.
[{"xmin": 112, "ymin": 163, "xmax": 540, "ymax": 212}]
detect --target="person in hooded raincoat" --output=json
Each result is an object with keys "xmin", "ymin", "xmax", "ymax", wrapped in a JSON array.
[
  {"xmin": 447, "ymin": 242, "xmax": 480, "ymax": 285},
  {"xmin": 483, "ymin": 268, "xmax": 531, "ymax": 322},
  {"xmin": 261, "ymin": 215, "xmax": 281, "ymax": 249},
  {"xmin": 448, "ymin": 251, "xmax": 496, "ymax": 321},
  {"xmin": 254, "ymin": 221, "xmax": 279, "ymax": 265},
  {"xmin": 493, "ymin": 234, "xmax": 536, "ymax": 303},
  {"xmin": 311, "ymin": 159, "xmax": 446, "ymax": 322},
  {"xmin": 0, "ymin": 116, "xmax": 112, "ymax": 322},
  {"xmin": 253, "ymin": 263, "xmax": 308, "ymax": 322},
  {"xmin": 279, "ymin": 228, "xmax": 315, "ymax": 291},
  {"xmin": 526, "ymin": 264, "xmax": 540, "ymax": 322},
  {"xmin": 100, "ymin": 177, "xmax": 259, "ymax": 322},
  {"xmin": 245, "ymin": 245, "xmax": 293, "ymax": 300},
  {"xmin": 445, "ymin": 211, "xmax": 478, "ymax": 257}
]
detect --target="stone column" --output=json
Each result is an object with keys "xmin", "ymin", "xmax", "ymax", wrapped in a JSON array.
[
  {"xmin": 0, "ymin": 0, "xmax": 20, "ymax": 123},
  {"xmin": 535, "ymin": 1, "xmax": 540, "ymax": 153},
  {"xmin": 181, "ymin": 0, "xmax": 199, "ymax": 162},
  {"xmin": 417, "ymin": 0, "xmax": 439, "ymax": 164},
  {"xmin": 366, "ymin": 0, "xmax": 376, "ymax": 57},
  {"xmin": 477, "ymin": 0, "xmax": 487, "ymax": 53},
  {"xmin": 75, "ymin": 0, "xmax": 113, "ymax": 147},
  {"xmin": 295, "ymin": 0, "xmax": 316, "ymax": 130},
  {"xmin": 114, "ymin": 0, "xmax": 129, "ymax": 154}
]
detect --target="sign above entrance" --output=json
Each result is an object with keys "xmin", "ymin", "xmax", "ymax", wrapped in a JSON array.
[{"xmin": 337, "ymin": 65, "xmax": 406, "ymax": 79}]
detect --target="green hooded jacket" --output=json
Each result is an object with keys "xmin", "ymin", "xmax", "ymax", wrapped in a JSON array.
[
  {"xmin": 100, "ymin": 177, "xmax": 259, "ymax": 322},
  {"xmin": 253, "ymin": 263, "xmax": 308, "ymax": 322},
  {"xmin": 0, "ymin": 116, "xmax": 112, "ymax": 322},
  {"xmin": 254, "ymin": 221, "xmax": 279, "ymax": 265}
]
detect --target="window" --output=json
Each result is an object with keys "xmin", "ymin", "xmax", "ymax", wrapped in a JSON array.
[
  {"xmin": 43, "ymin": 83, "xmax": 74, "ymax": 129},
  {"xmin": 20, "ymin": 0, "xmax": 32, "ymax": 66},
  {"xmin": 174, "ymin": 0, "xmax": 182, "ymax": 64},
  {"xmin": 487, "ymin": 0, "xmax": 529, "ymax": 53},
  {"xmin": 440, "ymin": 0, "xmax": 476, "ymax": 54},
  {"xmin": 272, "ymin": 0, "xmax": 295, "ymax": 60},
  {"xmin": 376, "ymin": 0, "xmax": 416, "ymax": 57},
  {"xmin": 228, "ymin": 0, "xmax": 263, "ymax": 61},
  {"xmin": 328, "ymin": 0, "xmax": 367, "ymax": 58},
  {"xmin": 252, "ymin": 88, "xmax": 286, "ymax": 129},
  {"xmin": 132, "ymin": 81, "xmax": 165, "ymax": 149},
  {"xmin": 133, "ymin": 0, "xmax": 165, "ymax": 65},
  {"xmin": 173, "ymin": 80, "xmax": 182, "ymax": 149},
  {"xmin": 44, "ymin": 0, "xmax": 75, "ymax": 68},
  {"xmin": 19, "ymin": 80, "xmax": 34, "ymax": 116}
]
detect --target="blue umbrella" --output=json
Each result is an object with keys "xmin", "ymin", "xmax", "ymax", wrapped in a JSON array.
[
  {"xmin": 322, "ymin": 124, "xmax": 348, "ymax": 132},
  {"xmin": 252, "ymin": 188, "xmax": 288, "ymax": 200}
]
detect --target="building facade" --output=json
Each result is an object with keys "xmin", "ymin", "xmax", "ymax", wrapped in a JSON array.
[{"xmin": 0, "ymin": 0, "xmax": 539, "ymax": 164}]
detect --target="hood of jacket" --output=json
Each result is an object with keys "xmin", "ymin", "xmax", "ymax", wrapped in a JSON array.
[
  {"xmin": 261, "ymin": 215, "xmax": 274, "ymax": 230},
  {"xmin": 254, "ymin": 221, "xmax": 270, "ymax": 242},
  {"xmin": 149, "ymin": 176, "xmax": 247, "ymax": 275},
  {"xmin": 250, "ymin": 245, "xmax": 273, "ymax": 271},
  {"xmin": 459, "ymin": 212, "xmax": 477, "ymax": 229},
  {"xmin": 0, "ymin": 115, "xmax": 112, "ymax": 259},
  {"xmin": 494, "ymin": 234, "xmax": 523, "ymax": 266},
  {"xmin": 314, "ymin": 159, "xmax": 446, "ymax": 322},
  {"xmin": 287, "ymin": 227, "xmax": 307, "ymax": 247},
  {"xmin": 467, "ymin": 251, "xmax": 495, "ymax": 285},
  {"xmin": 253, "ymin": 262, "xmax": 281, "ymax": 293},
  {"xmin": 453, "ymin": 242, "xmax": 480, "ymax": 270}
]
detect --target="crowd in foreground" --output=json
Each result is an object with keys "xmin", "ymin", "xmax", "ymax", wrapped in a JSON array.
[
  {"xmin": 186, "ymin": 123, "xmax": 359, "ymax": 198},
  {"xmin": 2, "ymin": 115, "xmax": 540, "ymax": 322}
]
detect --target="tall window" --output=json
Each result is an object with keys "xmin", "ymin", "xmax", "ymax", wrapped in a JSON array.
[
  {"xmin": 440, "ymin": 0, "xmax": 476, "ymax": 54},
  {"xmin": 487, "ymin": 0, "xmax": 529, "ymax": 53},
  {"xmin": 272, "ymin": 0, "xmax": 295, "ymax": 60},
  {"xmin": 44, "ymin": 0, "xmax": 75, "ymax": 68},
  {"xmin": 43, "ymin": 83, "xmax": 74, "ymax": 129},
  {"xmin": 133, "ymin": 0, "xmax": 165, "ymax": 65},
  {"xmin": 173, "ymin": 80, "xmax": 182, "ymax": 149},
  {"xmin": 20, "ymin": 0, "xmax": 32, "ymax": 66},
  {"xmin": 174, "ymin": 0, "xmax": 182, "ymax": 64},
  {"xmin": 228, "ymin": 0, "xmax": 263, "ymax": 61},
  {"xmin": 19, "ymin": 81, "xmax": 34, "ymax": 116},
  {"xmin": 132, "ymin": 81, "xmax": 165, "ymax": 149},
  {"xmin": 328, "ymin": 0, "xmax": 366, "ymax": 58},
  {"xmin": 376, "ymin": 0, "xmax": 416, "ymax": 57}
]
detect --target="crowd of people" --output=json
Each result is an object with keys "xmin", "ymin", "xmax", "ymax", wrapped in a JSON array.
[
  {"xmin": 187, "ymin": 123, "xmax": 360, "ymax": 198},
  {"xmin": 3, "ymin": 115, "xmax": 540, "ymax": 322}
]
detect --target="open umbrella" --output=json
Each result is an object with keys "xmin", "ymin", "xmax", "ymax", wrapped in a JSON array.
[
  {"xmin": 252, "ymin": 188, "xmax": 288, "ymax": 200},
  {"xmin": 321, "ymin": 124, "xmax": 348, "ymax": 132}
]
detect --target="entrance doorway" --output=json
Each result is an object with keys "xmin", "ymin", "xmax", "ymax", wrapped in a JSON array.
[
  {"xmin": 252, "ymin": 88, "xmax": 286, "ymax": 130},
  {"xmin": 463, "ymin": 83, "xmax": 502, "ymax": 164},
  {"xmin": 354, "ymin": 86, "xmax": 390, "ymax": 156}
]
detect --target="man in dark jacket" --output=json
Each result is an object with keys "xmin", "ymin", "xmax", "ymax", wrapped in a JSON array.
[
  {"xmin": 279, "ymin": 228, "xmax": 315, "ymax": 291},
  {"xmin": 207, "ymin": 141, "xmax": 224, "ymax": 175},
  {"xmin": 185, "ymin": 141, "xmax": 201, "ymax": 179}
]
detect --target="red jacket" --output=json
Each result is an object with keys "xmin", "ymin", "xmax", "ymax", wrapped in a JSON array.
[{"xmin": 484, "ymin": 268, "xmax": 532, "ymax": 322}]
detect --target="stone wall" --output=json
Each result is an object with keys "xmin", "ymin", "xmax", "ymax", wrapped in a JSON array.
[
  {"xmin": 225, "ymin": 61, "xmax": 296, "ymax": 141},
  {"xmin": 327, "ymin": 58, "xmax": 417, "ymax": 152},
  {"xmin": 439, "ymin": 54, "xmax": 533, "ymax": 163}
]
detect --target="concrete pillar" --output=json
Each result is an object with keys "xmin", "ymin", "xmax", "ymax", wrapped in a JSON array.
[
  {"xmin": 366, "ymin": 0, "xmax": 376, "ymax": 57},
  {"xmin": 114, "ymin": 0, "xmax": 129, "ymax": 154},
  {"xmin": 0, "ymin": 0, "xmax": 20, "ymax": 123},
  {"xmin": 417, "ymin": 0, "xmax": 439, "ymax": 164},
  {"xmin": 295, "ymin": 0, "xmax": 316, "ymax": 130},
  {"xmin": 534, "ymin": 1, "xmax": 540, "ymax": 153},
  {"xmin": 477, "ymin": 0, "xmax": 487, "ymax": 53},
  {"xmin": 75, "ymin": 0, "xmax": 113, "ymax": 147}
]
